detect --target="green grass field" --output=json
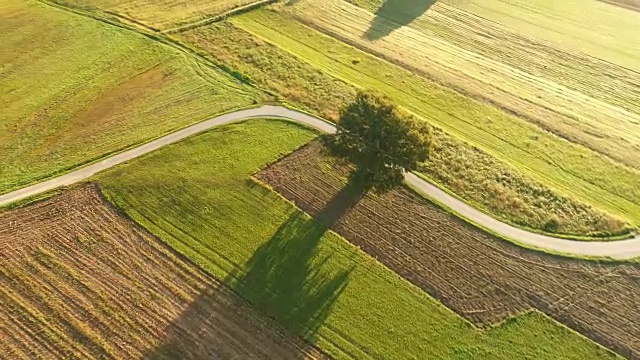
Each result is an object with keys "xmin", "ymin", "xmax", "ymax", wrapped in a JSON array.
[
  {"xmin": 288, "ymin": 0, "xmax": 640, "ymax": 171},
  {"xmin": 95, "ymin": 119, "xmax": 617, "ymax": 360},
  {"xmin": 0, "ymin": 0, "xmax": 255, "ymax": 194},
  {"xmin": 223, "ymin": 9, "xmax": 640, "ymax": 230},
  {"xmin": 176, "ymin": 19, "xmax": 630, "ymax": 237}
]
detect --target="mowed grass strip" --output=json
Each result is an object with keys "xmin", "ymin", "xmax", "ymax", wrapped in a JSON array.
[
  {"xmin": 228, "ymin": 9, "xmax": 640, "ymax": 227},
  {"xmin": 52, "ymin": 0, "xmax": 259, "ymax": 30},
  {"xmin": 0, "ymin": 0, "xmax": 255, "ymax": 194},
  {"xmin": 96, "ymin": 119, "xmax": 617, "ymax": 359},
  {"xmin": 289, "ymin": 0, "xmax": 640, "ymax": 170},
  {"xmin": 436, "ymin": 0, "xmax": 640, "ymax": 74},
  {"xmin": 177, "ymin": 20, "xmax": 629, "ymax": 237}
]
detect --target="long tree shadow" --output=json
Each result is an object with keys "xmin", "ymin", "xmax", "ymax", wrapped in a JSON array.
[
  {"xmin": 144, "ymin": 282, "xmax": 327, "ymax": 359},
  {"xmin": 364, "ymin": 0, "xmax": 436, "ymax": 40},
  {"xmin": 142, "ymin": 180, "xmax": 364, "ymax": 359},
  {"xmin": 227, "ymin": 179, "xmax": 365, "ymax": 339}
]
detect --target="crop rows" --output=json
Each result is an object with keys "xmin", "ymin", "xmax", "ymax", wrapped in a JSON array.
[
  {"xmin": 257, "ymin": 142, "xmax": 640, "ymax": 358},
  {"xmin": 1, "ymin": 0, "xmax": 254, "ymax": 194},
  {"xmin": 0, "ymin": 186, "xmax": 325, "ymax": 359},
  {"xmin": 286, "ymin": 0, "xmax": 640, "ymax": 170},
  {"xmin": 178, "ymin": 19, "xmax": 630, "ymax": 237}
]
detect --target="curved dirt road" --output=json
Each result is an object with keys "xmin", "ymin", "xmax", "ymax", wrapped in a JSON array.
[{"xmin": 1, "ymin": 105, "xmax": 639, "ymax": 259}]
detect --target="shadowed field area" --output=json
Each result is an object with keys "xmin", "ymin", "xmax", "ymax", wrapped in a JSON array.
[
  {"xmin": 257, "ymin": 141, "xmax": 640, "ymax": 358},
  {"xmin": 600, "ymin": 0, "xmax": 640, "ymax": 12},
  {"xmin": 0, "ymin": 186, "xmax": 326, "ymax": 359},
  {"xmin": 95, "ymin": 119, "xmax": 618, "ymax": 359},
  {"xmin": 363, "ymin": 0, "xmax": 435, "ymax": 40}
]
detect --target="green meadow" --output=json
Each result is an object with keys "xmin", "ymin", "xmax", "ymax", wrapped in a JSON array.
[{"xmin": 0, "ymin": 0, "xmax": 255, "ymax": 194}]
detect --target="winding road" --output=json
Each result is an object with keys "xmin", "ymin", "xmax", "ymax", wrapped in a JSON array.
[{"xmin": 1, "ymin": 105, "xmax": 639, "ymax": 259}]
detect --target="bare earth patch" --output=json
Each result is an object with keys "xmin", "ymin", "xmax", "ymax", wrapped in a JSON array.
[
  {"xmin": 599, "ymin": 0, "xmax": 640, "ymax": 12},
  {"xmin": 256, "ymin": 142, "xmax": 640, "ymax": 359},
  {"xmin": 0, "ymin": 186, "xmax": 326, "ymax": 360}
]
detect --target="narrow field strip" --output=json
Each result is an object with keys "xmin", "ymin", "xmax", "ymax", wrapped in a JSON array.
[
  {"xmin": 0, "ymin": 186, "xmax": 327, "ymax": 359},
  {"xmin": 51, "ymin": 0, "xmax": 260, "ymax": 30},
  {"xmin": 176, "ymin": 21, "xmax": 630, "ymax": 238},
  {"xmin": 436, "ymin": 0, "xmax": 640, "ymax": 73}
]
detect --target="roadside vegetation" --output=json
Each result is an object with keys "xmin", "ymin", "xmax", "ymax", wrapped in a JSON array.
[
  {"xmin": 0, "ymin": 0, "xmax": 256, "ymax": 194},
  {"xmin": 177, "ymin": 21, "xmax": 630, "ymax": 237},
  {"xmin": 322, "ymin": 91, "xmax": 432, "ymax": 193},
  {"xmin": 95, "ymin": 120, "xmax": 617, "ymax": 359},
  {"xmin": 228, "ymin": 8, "xmax": 640, "ymax": 232},
  {"xmin": 228, "ymin": 9, "xmax": 640, "ymax": 227}
]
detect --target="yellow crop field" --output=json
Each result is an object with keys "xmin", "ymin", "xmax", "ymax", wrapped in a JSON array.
[{"xmin": 285, "ymin": 0, "xmax": 640, "ymax": 170}]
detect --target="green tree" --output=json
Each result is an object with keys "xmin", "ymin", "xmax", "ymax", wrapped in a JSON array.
[{"xmin": 323, "ymin": 91, "xmax": 432, "ymax": 193}]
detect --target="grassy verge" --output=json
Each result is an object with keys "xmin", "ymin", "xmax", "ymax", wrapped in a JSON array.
[
  {"xmin": 95, "ymin": 119, "xmax": 618, "ymax": 359},
  {"xmin": 0, "ymin": 0, "xmax": 256, "ymax": 194},
  {"xmin": 175, "ymin": 20, "xmax": 630, "ymax": 238}
]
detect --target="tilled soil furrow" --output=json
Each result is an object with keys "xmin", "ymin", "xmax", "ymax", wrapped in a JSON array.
[
  {"xmin": 0, "ymin": 185, "xmax": 326, "ymax": 359},
  {"xmin": 257, "ymin": 141, "xmax": 640, "ymax": 357}
]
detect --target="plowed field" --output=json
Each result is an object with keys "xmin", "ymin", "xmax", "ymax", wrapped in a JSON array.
[
  {"xmin": 0, "ymin": 186, "xmax": 326, "ymax": 359},
  {"xmin": 257, "ymin": 142, "xmax": 640, "ymax": 359}
]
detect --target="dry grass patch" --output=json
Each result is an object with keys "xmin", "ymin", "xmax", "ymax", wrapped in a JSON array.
[{"xmin": 55, "ymin": 0, "xmax": 261, "ymax": 30}]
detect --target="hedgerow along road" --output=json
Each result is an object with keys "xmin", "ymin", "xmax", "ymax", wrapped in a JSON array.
[{"xmin": 1, "ymin": 105, "xmax": 638, "ymax": 259}]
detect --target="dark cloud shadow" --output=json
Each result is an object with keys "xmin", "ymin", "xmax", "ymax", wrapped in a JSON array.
[{"xmin": 364, "ymin": 0, "xmax": 436, "ymax": 40}]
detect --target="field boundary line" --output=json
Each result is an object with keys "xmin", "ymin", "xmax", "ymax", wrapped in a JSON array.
[{"xmin": 162, "ymin": 0, "xmax": 279, "ymax": 34}]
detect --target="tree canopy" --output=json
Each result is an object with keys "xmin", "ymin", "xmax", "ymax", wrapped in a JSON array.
[{"xmin": 323, "ymin": 91, "xmax": 432, "ymax": 193}]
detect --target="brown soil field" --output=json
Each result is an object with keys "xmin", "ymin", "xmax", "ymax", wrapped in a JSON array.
[
  {"xmin": 600, "ymin": 0, "xmax": 640, "ymax": 12},
  {"xmin": 256, "ymin": 142, "xmax": 640, "ymax": 359},
  {"xmin": 0, "ymin": 185, "xmax": 326, "ymax": 360}
]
